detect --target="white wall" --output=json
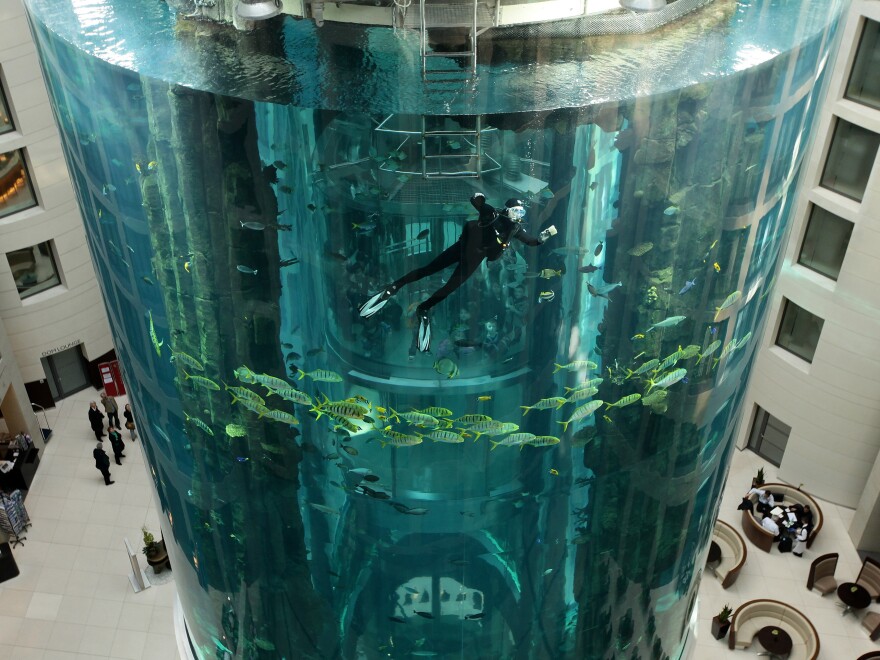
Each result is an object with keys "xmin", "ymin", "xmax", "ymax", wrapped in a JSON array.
[
  {"xmin": 0, "ymin": 0, "xmax": 112, "ymax": 382},
  {"xmin": 0, "ymin": 315, "xmax": 44, "ymax": 449},
  {"xmin": 738, "ymin": 1, "xmax": 880, "ymax": 516}
]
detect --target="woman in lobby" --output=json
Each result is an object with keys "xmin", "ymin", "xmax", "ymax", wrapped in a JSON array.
[{"xmin": 123, "ymin": 403, "xmax": 137, "ymax": 441}]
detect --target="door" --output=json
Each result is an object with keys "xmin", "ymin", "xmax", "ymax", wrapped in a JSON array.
[
  {"xmin": 747, "ymin": 405, "xmax": 791, "ymax": 467},
  {"xmin": 41, "ymin": 345, "xmax": 91, "ymax": 399},
  {"xmin": 98, "ymin": 361, "xmax": 126, "ymax": 396}
]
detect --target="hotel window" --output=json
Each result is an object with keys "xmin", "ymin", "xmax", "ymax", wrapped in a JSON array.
[
  {"xmin": 0, "ymin": 70, "xmax": 12, "ymax": 135},
  {"xmin": 846, "ymin": 18, "xmax": 880, "ymax": 110},
  {"xmin": 798, "ymin": 205, "xmax": 853, "ymax": 280},
  {"xmin": 0, "ymin": 149, "xmax": 38, "ymax": 218},
  {"xmin": 820, "ymin": 119, "xmax": 880, "ymax": 202},
  {"xmin": 6, "ymin": 242, "xmax": 62, "ymax": 299},
  {"xmin": 776, "ymin": 299, "xmax": 824, "ymax": 363}
]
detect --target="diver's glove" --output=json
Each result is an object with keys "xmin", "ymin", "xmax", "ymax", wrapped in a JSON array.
[{"xmin": 539, "ymin": 225, "xmax": 558, "ymax": 243}]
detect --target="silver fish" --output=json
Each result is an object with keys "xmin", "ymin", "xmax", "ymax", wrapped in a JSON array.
[
  {"xmin": 240, "ymin": 221, "xmax": 266, "ymax": 231},
  {"xmin": 237, "ymin": 265, "xmax": 258, "ymax": 275},
  {"xmin": 595, "ymin": 281, "xmax": 623, "ymax": 295},
  {"xmin": 679, "ymin": 278, "xmax": 696, "ymax": 295},
  {"xmin": 647, "ymin": 315, "xmax": 687, "ymax": 332}
]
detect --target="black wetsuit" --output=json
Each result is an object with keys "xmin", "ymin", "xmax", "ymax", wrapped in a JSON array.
[{"xmin": 392, "ymin": 202, "xmax": 543, "ymax": 313}]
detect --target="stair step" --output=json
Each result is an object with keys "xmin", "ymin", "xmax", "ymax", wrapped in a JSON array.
[
  {"xmin": 425, "ymin": 172, "xmax": 482, "ymax": 179},
  {"xmin": 406, "ymin": 2, "xmax": 493, "ymax": 28},
  {"xmin": 423, "ymin": 130, "xmax": 480, "ymax": 136},
  {"xmin": 425, "ymin": 51, "xmax": 475, "ymax": 58},
  {"xmin": 423, "ymin": 69, "xmax": 474, "ymax": 77}
]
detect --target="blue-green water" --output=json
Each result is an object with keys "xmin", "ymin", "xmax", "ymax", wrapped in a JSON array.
[{"xmin": 26, "ymin": 0, "xmax": 840, "ymax": 657}]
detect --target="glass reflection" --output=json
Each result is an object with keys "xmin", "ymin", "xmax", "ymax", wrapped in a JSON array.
[
  {"xmin": 798, "ymin": 205, "xmax": 853, "ymax": 281},
  {"xmin": 6, "ymin": 242, "xmax": 61, "ymax": 299},
  {"xmin": 0, "ymin": 72, "xmax": 13, "ymax": 135},
  {"xmin": 0, "ymin": 150, "xmax": 37, "ymax": 218},
  {"xmin": 23, "ymin": 1, "xmax": 842, "ymax": 658}
]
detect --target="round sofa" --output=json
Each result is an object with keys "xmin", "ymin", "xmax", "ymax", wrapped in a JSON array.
[
  {"xmin": 740, "ymin": 483, "xmax": 823, "ymax": 552},
  {"xmin": 727, "ymin": 598, "xmax": 819, "ymax": 659},
  {"xmin": 711, "ymin": 519, "xmax": 747, "ymax": 588}
]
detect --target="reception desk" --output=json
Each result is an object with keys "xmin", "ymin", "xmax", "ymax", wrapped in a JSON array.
[{"xmin": 0, "ymin": 447, "xmax": 40, "ymax": 493}]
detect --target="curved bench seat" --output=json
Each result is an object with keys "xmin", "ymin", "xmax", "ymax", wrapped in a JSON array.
[
  {"xmin": 740, "ymin": 483, "xmax": 823, "ymax": 552},
  {"xmin": 711, "ymin": 519, "xmax": 747, "ymax": 588},
  {"xmin": 728, "ymin": 598, "xmax": 820, "ymax": 660}
]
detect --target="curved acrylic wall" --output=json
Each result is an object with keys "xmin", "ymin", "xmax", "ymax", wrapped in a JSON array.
[{"xmin": 26, "ymin": 1, "xmax": 840, "ymax": 658}]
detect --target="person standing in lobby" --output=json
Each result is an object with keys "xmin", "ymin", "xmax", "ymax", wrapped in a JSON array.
[
  {"xmin": 88, "ymin": 401, "xmax": 105, "ymax": 441},
  {"xmin": 93, "ymin": 441, "xmax": 114, "ymax": 485},
  {"xmin": 107, "ymin": 426, "xmax": 126, "ymax": 465},
  {"xmin": 101, "ymin": 391, "xmax": 121, "ymax": 430},
  {"xmin": 123, "ymin": 403, "xmax": 137, "ymax": 440},
  {"xmin": 793, "ymin": 525, "xmax": 809, "ymax": 557}
]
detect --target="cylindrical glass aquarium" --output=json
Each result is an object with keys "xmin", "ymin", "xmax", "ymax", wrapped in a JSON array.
[{"xmin": 25, "ymin": 0, "xmax": 841, "ymax": 657}]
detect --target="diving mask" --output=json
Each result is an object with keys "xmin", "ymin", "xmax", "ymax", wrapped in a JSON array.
[{"xmin": 506, "ymin": 205, "xmax": 526, "ymax": 222}]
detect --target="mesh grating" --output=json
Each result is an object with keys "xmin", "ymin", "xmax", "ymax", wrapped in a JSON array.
[
  {"xmin": 404, "ymin": 3, "xmax": 494, "ymax": 28},
  {"xmin": 511, "ymin": 0, "xmax": 716, "ymax": 37},
  {"xmin": 391, "ymin": 176, "xmax": 483, "ymax": 204}
]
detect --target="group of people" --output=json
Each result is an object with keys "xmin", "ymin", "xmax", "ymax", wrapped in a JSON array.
[
  {"xmin": 88, "ymin": 393, "xmax": 137, "ymax": 486},
  {"xmin": 740, "ymin": 487, "xmax": 814, "ymax": 557}
]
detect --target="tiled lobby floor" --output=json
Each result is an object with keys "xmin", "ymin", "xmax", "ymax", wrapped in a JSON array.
[
  {"xmin": 694, "ymin": 449, "xmax": 880, "ymax": 659},
  {"xmin": 0, "ymin": 387, "xmax": 178, "ymax": 660},
  {"xmin": 1, "ymin": 387, "xmax": 878, "ymax": 658}
]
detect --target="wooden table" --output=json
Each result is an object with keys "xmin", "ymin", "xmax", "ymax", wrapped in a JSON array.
[
  {"xmin": 756, "ymin": 625, "xmax": 792, "ymax": 659},
  {"xmin": 837, "ymin": 582, "xmax": 871, "ymax": 616}
]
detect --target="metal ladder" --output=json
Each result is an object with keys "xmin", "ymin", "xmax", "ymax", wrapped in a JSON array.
[
  {"xmin": 407, "ymin": 0, "xmax": 494, "ymax": 83},
  {"xmin": 374, "ymin": 114, "xmax": 501, "ymax": 180},
  {"xmin": 421, "ymin": 115, "xmax": 482, "ymax": 178}
]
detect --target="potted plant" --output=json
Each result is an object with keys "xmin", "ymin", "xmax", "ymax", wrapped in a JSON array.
[
  {"xmin": 752, "ymin": 467, "xmax": 765, "ymax": 488},
  {"xmin": 142, "ymin": 526, "xmax": 159, "ymax": 558},
  {"xmin": 711, "ymin": 604, "xmax": 733, "ymax": 640}
]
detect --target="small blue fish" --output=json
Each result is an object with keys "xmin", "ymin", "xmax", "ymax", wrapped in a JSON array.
[
  {"xmin": 352, "ymin": 220, "xmax": 377, "ymax": 233},
  {"xmin": 237, "ymin": 265, "xmax": 258, "ymax": 275},
  {"xmin": 710, "ymin": 327, "xmax": 718, "ymax": 335},
  {"xmin": 679, "ymin": 278, "xmax": 696, "ymax": 295}
]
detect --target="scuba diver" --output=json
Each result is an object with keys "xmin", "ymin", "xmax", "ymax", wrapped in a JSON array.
[{"xmin": 359, "ymin": 193, "xmax": 557, "ymax": 352}]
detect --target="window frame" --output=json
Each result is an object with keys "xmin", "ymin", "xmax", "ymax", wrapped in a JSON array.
[
  {"xmin": 6, "ymin": 240, "xmax": 64, "ymax": 300},
  {"xmin": 819, "ymin": 117, "xmax": 880, "ymax": 202},
  {"xmin": 0, "ymin": 147, "xmax": 39, "ymax": 219},
  {"xmin": 845, "ymin": 17, "xmax": 880, "ymax": 111},
  {"xmin": 0, "ymin": 66, "xmax": 14, "ymax": 136},
  {"xmin": 796, "ymin": 204, "xmax": 853, "ymax": 281},
  {"xmin": 774, "ymin": 298, "xmax": 824, "ymax": 364}
]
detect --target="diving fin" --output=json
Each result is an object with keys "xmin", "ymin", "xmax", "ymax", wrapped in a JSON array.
[
  {"xmin": 418, "ymin": 312, "xmax": 431, "ymax": 352},
  {"xmin": 359, "ymin": 286, "xmax": 396, "ymax": 318}
]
